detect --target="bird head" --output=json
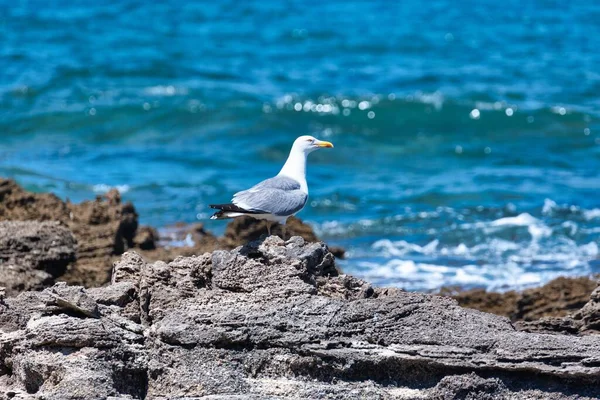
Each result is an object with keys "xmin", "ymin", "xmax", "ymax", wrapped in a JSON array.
[{"xmin": 293, "ymin": 135, "xmax": 334, "ymax": 155}]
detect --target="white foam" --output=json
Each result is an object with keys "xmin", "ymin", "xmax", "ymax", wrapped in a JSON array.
[
  {"xmin": 584, "ymin": 209, "xmax": 600, "ymax": 220},
  {"xmin": 359, "ymin": 260, "xmax": 447, "ymax": 289},
  {"xmin": 542, "ymin": 198, "xmax": 557, "ymax": 215},
  {"xmin": 580, "ymin": 241, "xmax": 599, "ymax": 257},
  {"xmin": 454, "ymin": 268, "xmax": 489, "ymax": 285},
  {"xmin": 464, "ymin": 213, "xmax": 554, "ymax": 241},
  {"xmin": 561, "ymin": 221, "xmax": 578, "ymax": 236},
  {"xmin": 184, "ymin": 233, "xmax": 194, "ymax": 247},
  {"xmin": 528, "ymin": 223, "xmax": 553, "ymax": 241},
  {"xmin": 354, "ymin": 234, "xmax": 598, "ymax": 292},
  {"xmin": 490, "ymin": 213, "xmax": 538, "ymax": 227},
  {"xmin": 92, "ymin": 184, "xmax": 130, "ymax": 194},
  {"xmin": 540, "ymin": 199, "xmax": 600, "ymax": 221},
  {"xmin": 317, "ymin": 199, "xmax": 600, "ymax": 291},
  {"xmin": 372, "ymin": 239, "xmax": 439, "ymax": 257}
]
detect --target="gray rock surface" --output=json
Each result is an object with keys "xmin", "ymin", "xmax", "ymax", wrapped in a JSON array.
[
  {"xmin": 1, "ymin": 236, "xmax": 599, "ymax": 399},
  {"xmin": 0, "ymin": 221, "xmax": 77, "ymax": 295}
]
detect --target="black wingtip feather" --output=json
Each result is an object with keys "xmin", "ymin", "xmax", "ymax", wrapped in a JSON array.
[{"xmin": 209, "ymin": 203, "xmax": 264, "ymax": 215}]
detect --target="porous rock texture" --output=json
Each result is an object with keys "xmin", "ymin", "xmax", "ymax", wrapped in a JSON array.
[
  {"xmin": 0, "ymin": 221, "xmax": 76, "ymax": 295},
  {"xmin": 0, "ymin": 178, "xmax": 138, "ymax": 288},
  {"xmin": 222, "ymin": 216, "xmax": 346, "ymax": 258},
  {"xmin": 1, "ymin": 237, "xmax": 599, "ymax": 399}
]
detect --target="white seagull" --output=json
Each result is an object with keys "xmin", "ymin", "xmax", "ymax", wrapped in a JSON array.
[{"xmin": 210, "ymin": 135, "xmax": 334, "ymax": 235}]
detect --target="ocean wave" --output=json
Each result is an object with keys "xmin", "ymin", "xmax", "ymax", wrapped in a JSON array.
[
  {"xmin": 92, "ymin": 184, "xmax": 130, "ymax": 194},
  {"xmin": 266, "ymin": 92, "xmax": 598, "ymax": 127},
  {"xmin": 355, "ymin": 251, "xmax": 594, "ymax": 292},
  {"xmin": 542, "ymin": 198, "xmax": 600, "ymax": 221},
  {"xmin": 321, "ymin": 199, "xmax": 600, "ymax": 291}
]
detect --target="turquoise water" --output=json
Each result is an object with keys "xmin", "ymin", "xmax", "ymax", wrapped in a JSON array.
[{"xmin": 2, "ymin": 1, "xmax": 600, "ymax": 291}]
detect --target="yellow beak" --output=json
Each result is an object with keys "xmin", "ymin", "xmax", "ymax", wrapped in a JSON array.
[{"xmin": 317, "ymin": 140, "xmax": 334, "ymax": 148}]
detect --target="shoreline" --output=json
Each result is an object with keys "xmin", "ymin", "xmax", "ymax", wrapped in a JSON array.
[
  {"xmin": 1, "ymin": 177, "xmax": 600, "ymax": 398},
  {"xmin": 1, "ymin": 234, "xmax": 599, "ymax": 398},
  {"xmin": 0, "ymin": 177, "xmax": 597, "ymax": 323}
]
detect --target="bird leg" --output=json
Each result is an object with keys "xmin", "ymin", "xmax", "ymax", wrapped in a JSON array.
[
  {"xmin": 282, "ymin": 224, "xmax": 287, "ymax": 240},
  {"xmin": 266, "ymin": 221, "xmax": 272, "ymax": 237}
]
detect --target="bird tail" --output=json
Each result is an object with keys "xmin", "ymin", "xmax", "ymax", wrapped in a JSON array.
[{"xmin": 209, "ymin": 203, "xmax": 257, "ymax": 220}]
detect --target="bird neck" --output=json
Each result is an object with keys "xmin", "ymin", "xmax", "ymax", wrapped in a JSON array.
[{"xmin": 278, "ymin": 148, "xmax": 308, "ymax": 193}]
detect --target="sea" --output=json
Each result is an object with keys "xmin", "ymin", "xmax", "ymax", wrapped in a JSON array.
[{"xmin": 2, "ymin": 0, "xmax": 600, "ymax": 291}]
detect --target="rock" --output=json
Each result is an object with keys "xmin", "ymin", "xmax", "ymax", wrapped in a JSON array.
[
  {"xmin": 515, "ymin": 276, "xmax": 597, "ymax": 320},
  {"xmin": 137, "ymin": 223, "xmax": 222, "ymax": 264},
  {"xmin": 1, "ymin": 238, "xmax": 599, "ymax": 399},
  {"xmin": 440, "ymin": 287, "xmax": 520, "ymax": 319},
  {"xmin": 460, "ymin": 279, "xmax": 600, "ymax": 335},
  {"xmin": 448, "ymin": 276, "xmax": 597, "ymax": 321},
  {"xmin": 136, "ymin": 217, "xmax": 345, "ymax": 266},
  {"xmin": 0, "ymin": 179, "xmax": 139, "ymax": 289},
  {"xmin": 429, "ymin": 373, "xmax": 508, "ymax": 400},
  {"xmin": 0, "ymin": 180, "xmax": 70, "ymax": 222},
  {"xmin": 134, "ymin": 226, "xmax": 159, "ymax": 250},
  {"xmin": 0, "ymin": 221, "xmax": 76, "ymax": 295},
  {"xmin": 222, "ymin": 215, "xmax": 346, "ymax": 258},
  {"xmin": 221, "ymin": 216, "xmax": 315, "ymax": 246},
  {"xmin": 43, "ymin": 282, "xmax": 100, "ymax": 318},
  {"xmin": 61, "ymin": 190, "xmax": 139, "ymax": 287},
  {"xmin": 0, "ymin": 180, "xmax": 345, "ymax": 297},
  {"xmin": 574, "ymin": 281, "xmax": 600, "ymax": 334}
]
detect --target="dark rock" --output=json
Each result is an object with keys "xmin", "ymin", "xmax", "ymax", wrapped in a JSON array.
[
  {"xmin": 62, "ymin": 189, "xmax": 139, "ymax": 287},
  {"xmin": 222, "ymin": 215, "xmax": 346, "ymax": 258},
  {"xmin": 515, "ymin": 316, "xmax": 583, "ymax": 335},
  {"xmin": 0, "ymin": 179, "xmax": 139, "ymax": 289},
  {"xmin": 1, "ymin": 238, "xmax": 599, "ymax": 399},
  {"xmin": 451, "ymin": 278, "xmax": 600, "ymax": 337},
  {"xmin": 515, "ymin": 276, "xmax": 596, "ymax": 320},
  {"xmin": 447, "ymin": 276, "xmax": 597, "ymax": 322},
  {"xmin": 134, "ymin": 226, "xmax": 158, "ymax": 250},
  {"xmin": 0, "ymin": 180, "xmax": 70, "ymax": 222},
  {"xmin": 0, "ymin": 221, "xmax": 76, "ymax": 295},
  {"xmin": 574, "ymin": 281, "xmax": 600, "ymax": 334},
  {"xmin": 222, "ymin": 215, "xmax": 317, "ymax": 246},
  {"xmin": 0, "ymin": 180, "xmax": 345, "ymax": 297}
]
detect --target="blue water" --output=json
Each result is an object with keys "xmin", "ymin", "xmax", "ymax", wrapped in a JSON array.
[{"xmin": 2, "ymin": 1, "xmax": 600, "ymax": 291}]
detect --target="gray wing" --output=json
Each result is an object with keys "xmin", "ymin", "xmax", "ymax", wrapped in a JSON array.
[{"xmin": 232, "ymin": 176, "xmax": 307, "ymax": 216}]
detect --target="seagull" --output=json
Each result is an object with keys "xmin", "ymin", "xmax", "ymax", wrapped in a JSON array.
[{"xmin": 210, "ymin": 135, "xmax": 334, "ymax": 235}]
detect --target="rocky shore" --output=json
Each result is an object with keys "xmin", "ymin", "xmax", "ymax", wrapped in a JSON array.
[
  {"xmin": 0, "ymin": 179, "xmax": 342, "ymax": 296},
  {"xmin": 2, "ymin": 237, "xmax": 600, "ymax": 399},
  {"xmin": 1, "ymin": 179, "xmax": 600, "ymax": 398}
]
